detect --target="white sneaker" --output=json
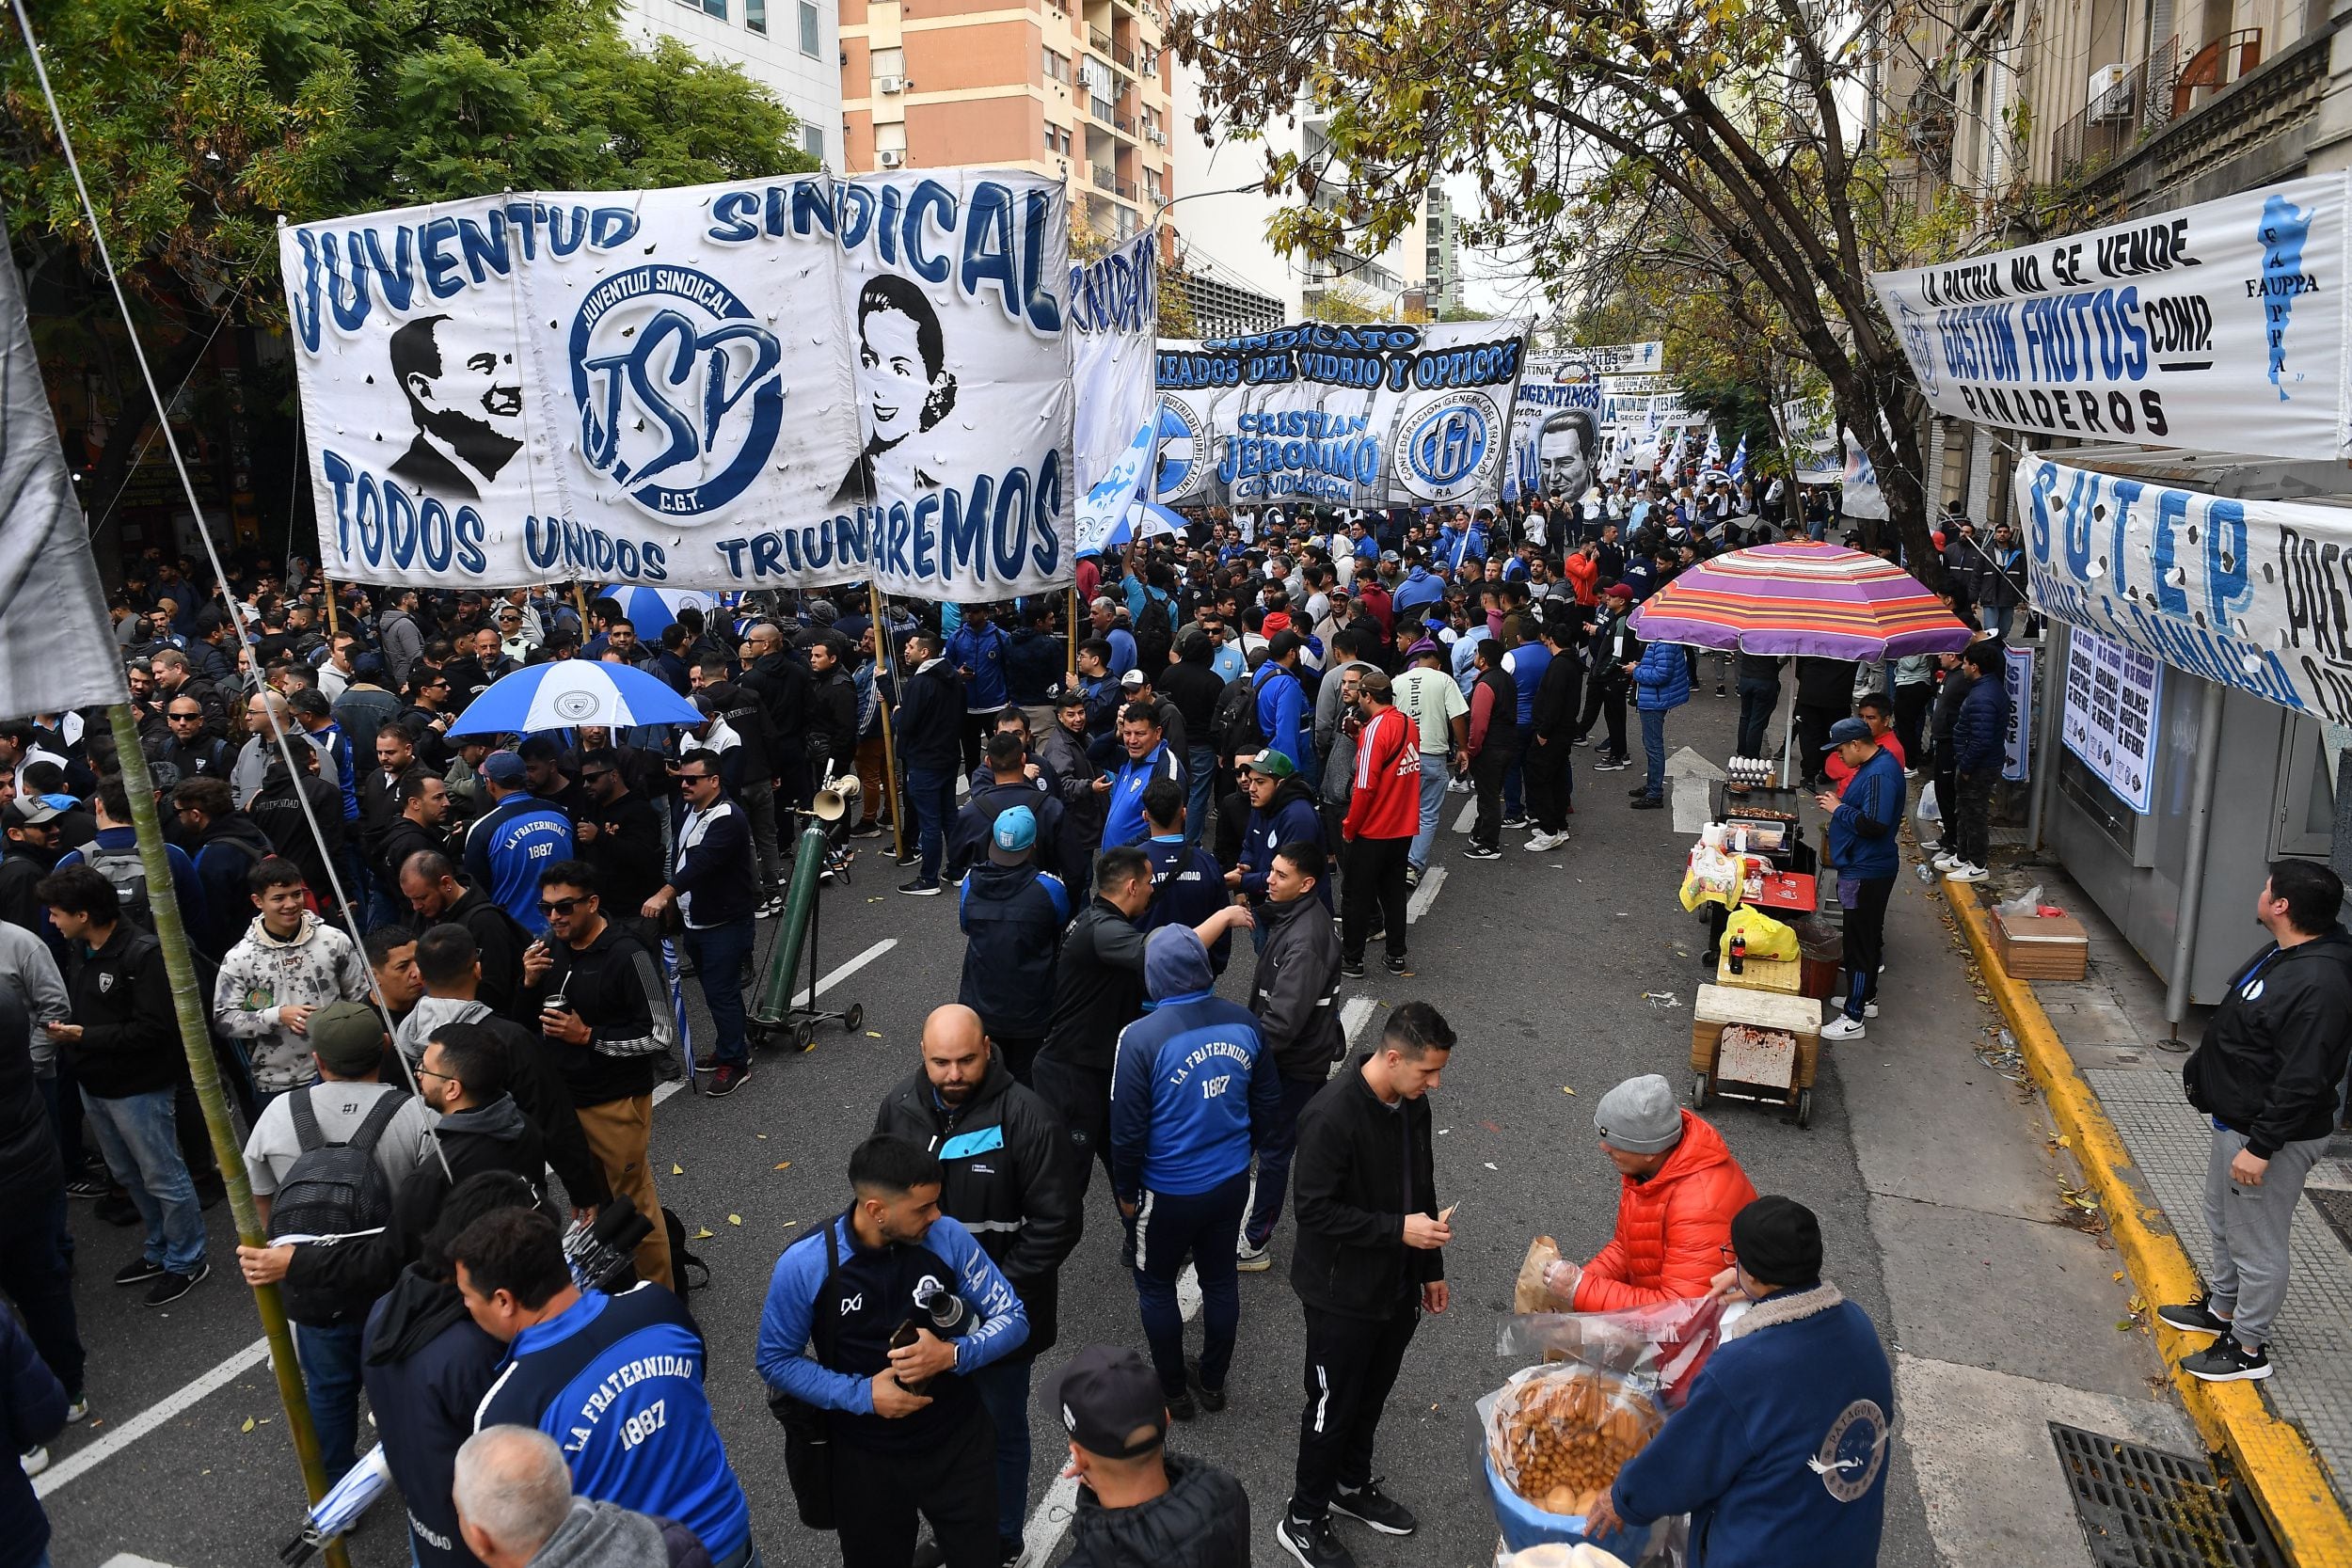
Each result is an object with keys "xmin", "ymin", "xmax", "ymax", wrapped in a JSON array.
[
  {"xmin": 1820, "ymin": 1016, "xmax": 1867, "ymax": 1041},
  {"xmin": 18, "ymin": 1447, "xmax": 47, "ymax": 1478},
  {"xmin": 1236, "ymin": 1238, "xmax": 1272, "ymax": 1272},
  {"xmin": 1945, "ymin": 863, "xmax": 1989, "ymax": 884},
  {"xmin": 1525, "ymin": 831, "xmax": 1569, "ymax": 852},
  {"xmin": 1931, "ymin": 852, "xmax": 1960, "ymax": 872}
]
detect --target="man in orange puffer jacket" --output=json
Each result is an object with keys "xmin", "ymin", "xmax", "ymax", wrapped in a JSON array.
[{"xmin": 1544, "ymin": 1074, "xmax": 1757, "ymax": 1309}]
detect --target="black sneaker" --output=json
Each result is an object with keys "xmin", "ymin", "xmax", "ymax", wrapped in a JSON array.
[
  {"xmin": 707, "ymin": 1062, "xmax": 752, "ymax": 1098},
  {"xmin": 1164, "ymin": 1385, "xmax": 1199, "ymax": 1421},
  {"xmin": 1461, "ymin": 844, "xmax": 1502, "ymax": 861},
  {"xmin": 1627, "ymin": 784, "xmax": 1651, "ymax": 798},
  {"xmin": 1631, "ymin": 796, "xmax": 1663, "ymax": 810},
  {"xmin": 64, "ymin": 1176, "xmax": 107, "ymax": 1200},
  {"xmin": 1341, "ymin": 958, "xmax": 1367, "ymax": 978},
  {"xmin": 144, "ymin": 1259, "xmax": 209, "ymax": 1307},
  {"xmin": 113, "ymin": 1256, "xmax": 167, "ymax": 1288},
  {"xmin": 1184, "ymin": 1355, "xmax": 1226, "ymax": 1413},
  {"xmin": 895, "ymin": 850, "xmax": 922, "ymax": 867},
  {"xmin": 1331, "ymin": 1479, "xmax": 1418, "ymax": 1536},
  {"xmin": 849, "ymin": 822, "xmax": 885, "ymax": 840},
  {"xmin": 1383, "ymin": 954, "xmax": 1409, "ymax": 974},
  {"xmin": 2156, "ymin": 1295, "xmax": 2233, "ymax": 1338},
  {"xmin": 909, "ymin": 1537, "xmax": 946, "ymax": 1568},
  {"xmin": 898, "ymin": 879, "xmax": 942, "ymax": 896},
  {"xmin": 2180, "ymin": 1337, "xmax": 2270, "ymax": 1382},
  {"xmin": 1499, "ymin": 815, "xmax": 1529, "ymax": 829},
  {"xmin": 1278, "ymin": 1513, "xmax": 1358, "ymax": 1568}
]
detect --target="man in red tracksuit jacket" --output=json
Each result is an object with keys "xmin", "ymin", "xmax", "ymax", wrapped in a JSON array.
[{"xmin": 1340, "ymin": 670, "xmax": 1420, "ymax": 979}]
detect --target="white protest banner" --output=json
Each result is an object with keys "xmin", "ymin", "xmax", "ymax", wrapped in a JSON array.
[
  {"xmin": 280, "ymin": 172, "xmax": 1073, "ymax": 597},
  {"xmin": 1601, "ymin": 373, "xmax": 1678, "ymax": 397},
  {"xmin": 1574, "ymin": 341, "xmax": 1665, "ymax": 375},
  {"xmin": 1873, "ymin": 173, "xmax": 2351, "ymax": 459},
  {"xmin": 2015, "ymin": 449, "xmax": 2352, "ymax": 724},
  {"xmin": 2003, "ymin": 643, "xmax": 2033, "ymax": 783},
  {"xmin": 2060, "ymin": 626, "xmax": 2162, "ymax": 813},
  {"xmin": 1502, "ymin": 352, "xmax": 1602, "ymax": 501},
  {"xmin": 1070, "ymin": 231, "xmax": 1158, "ymax": 558},
  {"xmin": 1151, "ymin": 319, "xmax": 1531, "ymax": 509}
]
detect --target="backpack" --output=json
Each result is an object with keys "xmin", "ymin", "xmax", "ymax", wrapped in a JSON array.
[
  {"xmin": 266, "ymin": 1087, "xmax": 405, "ymax": 1242},
  {"xmin": 1211, "ymin": 672, "xmax": 1265, "ymax": 761},
  {"xmin": 1133, "ymin": 589, "xmax": 1176, "ymax": 672},
  {"xmin": 83, "ymin": 841, "xmax": 155, "ymax": 934}
]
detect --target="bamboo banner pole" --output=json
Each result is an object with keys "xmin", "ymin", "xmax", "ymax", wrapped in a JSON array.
[
  {"xmin": 105, "ymin": 705, "xmax": 350, "ymax": 1568},
  {"xmin": 322, "ymin": 578, "xmax": 340, "ymax": 641},
  {"xmin": 1066, "ymin": 583, "xmax": 1080, "ymax": 688},
  {"xmin": 868, "ymin": 583, "xmax": 907, "ymax": 863}
]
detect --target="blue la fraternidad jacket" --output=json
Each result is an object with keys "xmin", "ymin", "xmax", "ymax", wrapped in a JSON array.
[
  {"xmin": 946, "ymin": 623, "xmax": 1013, "ymax": 712},
  {"xmin": 462, "ymin": 794, "xmax": 576, "ymax": 934},
  {"xmin": 475, "ymin": 1282, "xmax": 752, "ymax": 1561},
  {"xmin": 1952, "ymin": 666, "xmax": 2010, "ymax": 775},
  {"xmin": 1613, "ymin": 1283, "xmax": 1893, "ymax": 1568},
  {"xmin": 1633, "ymin": 641, "xmax": 1692, "ymax": 711},
  {"xmin": 1107, "ymin": 927, "xmax": 1280, "ymax": 1202},
  {"xmin": 1827, "ymin": 745, "xmax": 1905, "ymax": 880}
]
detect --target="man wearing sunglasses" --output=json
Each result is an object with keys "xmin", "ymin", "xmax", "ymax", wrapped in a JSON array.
[
  {"xmin": 642, "ymin": 752, "xmax": 759, "ymax": 1099},
  {"xmin": 519, "ymin": 861, "xmax": 675, "ymax": 1290}
]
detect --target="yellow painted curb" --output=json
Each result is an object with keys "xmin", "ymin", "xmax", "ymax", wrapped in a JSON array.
[{"xmin": 1946, "ymin": 879, "xmax": 2352, "ymax": 1567}]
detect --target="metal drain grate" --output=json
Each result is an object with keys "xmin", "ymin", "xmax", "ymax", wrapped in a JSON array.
[
  {"xmin": 2049, "ymin": 1423, "xmax": 2284, "ymax": 1568},
  {"xmin": 2307, "ymin": 1186, "xmax": 2352, "ymax": 1261}
]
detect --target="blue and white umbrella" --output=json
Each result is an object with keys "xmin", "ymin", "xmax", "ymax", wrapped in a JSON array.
[
  {"xmin": 449, "ymin": 659, "xmax": 705, "ymax": 737},
  {"xmin": 592, "ymin": 585, "xmax": 714, "ymax": 641},
  {"xmin": 1101, "ymin": 499, "xmax": 1186, "ymax": 551}
]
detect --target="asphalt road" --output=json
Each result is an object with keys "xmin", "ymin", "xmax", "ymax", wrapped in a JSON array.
[{"xmin": 37, "ymin": 688, "xmax": 2159, "ymax": 1568}]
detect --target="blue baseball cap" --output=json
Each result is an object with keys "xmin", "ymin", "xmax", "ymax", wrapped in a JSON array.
[
  {"xmin": 481, "ymin": 750, "xmax": 528, "ymax": 785},
  {"xmin": 989, "ymin": 804, "xmax": 1038, "ymax": 863}
]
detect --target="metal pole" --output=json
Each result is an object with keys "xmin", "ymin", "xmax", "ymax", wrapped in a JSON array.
[
  {"xmin": 869, "ymin": 584, "xmax": 907, "ymax": 863},
  {"xmin": 2025, "ymin": 619, "xmax": 2068, "ymax": 855},
  {"xmin": 2161, "ymin": 676, "xmax": 2228, "ymax": 1050},
  {"xmin": 106, "ymin": 705, "xmax": 350, "ymax": 1568}
]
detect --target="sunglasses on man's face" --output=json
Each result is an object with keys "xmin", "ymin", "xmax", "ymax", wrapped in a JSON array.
[
  {"xmin": 538, "ymin": 895, "xmax": 588, "ymax": 916},
  {"xmin": 679, "ymin": 771, "xmax": 717, "ymax": 785}
]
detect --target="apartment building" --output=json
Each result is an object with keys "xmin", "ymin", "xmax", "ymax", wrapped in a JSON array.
[
  {"xmin": 622, "ymin": 0, "xmax": 842, "ymax": 164},
  {"xmin": 838, "ymin": 0, "xmax": 1175, "ymax": 245}
]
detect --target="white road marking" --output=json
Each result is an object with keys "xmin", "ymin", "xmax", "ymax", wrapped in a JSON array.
[
  {"xmin": 101, "ymin": 1557, "xmax": 183, "ymax": 1567},
  {"xmin": 1407, "ymin": 865, "xmax": 1447, "ymax": 924},
  {"xmin": 1453, "ymin": 800, "xmax": 1476, "ymax": 833},
  {"xmin": 654, "ymin": 936, "xmax": 898, "ymax": 1106},
  {"xmin": 1015, "ymin": 1472, "xmax": 1083, "ymax": 1568},
  {"xmin": 36, "ymin": 1338, "xmax": 269, "ymax": 1498},
  {"xmin": 1341, "ymin": 996, "xmax": 1378, "ymax": 1043}
]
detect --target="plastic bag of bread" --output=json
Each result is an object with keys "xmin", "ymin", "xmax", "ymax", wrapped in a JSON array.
[
  {"xmin": 1499, "ymin": 1290, "xmax": 1725, "ymax": 1406},
  {"xmin": 1477, "ymin": 1364, "xmax": 1663, "ymax": 1556}
]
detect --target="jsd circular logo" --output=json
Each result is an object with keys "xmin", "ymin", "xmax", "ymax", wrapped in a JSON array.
[
  {"xmin": 1395, "ymin": 391, "xmax": 1500, "ymax": 502},
  {"xmin": 1152, "ymin": 397, "xmax": 1204, "ymax": 501},
  {"xmin": 569, "ymin": 264, "xmax": 786, "ymax": 519}
]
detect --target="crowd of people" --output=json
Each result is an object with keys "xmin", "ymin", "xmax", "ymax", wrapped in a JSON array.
[{"xmin": 0, "ymin": 475, "xmax": 1994, "ymax": 1568}]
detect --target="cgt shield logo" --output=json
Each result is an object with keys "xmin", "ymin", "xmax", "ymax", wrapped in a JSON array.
[
  {"xmin": 569, "ymin": 264, "xmax": 787, "ymax": 519},
  {"xmin": 1394, "ymin": 391, "xmax": 1500, "ymax": 502}
]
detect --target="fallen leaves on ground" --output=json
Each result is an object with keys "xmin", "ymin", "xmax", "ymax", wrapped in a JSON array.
[
  {"xmin": 673, "ymin": 1163, "xmax": 685, "ymax": 1176},
  {"xmin": 693, "ymin": 1227, "xmax": 715, "ymax": 1240},
  {"xmin": 727, "ymin": 1214, "xmax": 743, "ymax": 1226},
  {"xmin": 773, "ymin": 1162, "xmax": 792, "ymax": 1170}
]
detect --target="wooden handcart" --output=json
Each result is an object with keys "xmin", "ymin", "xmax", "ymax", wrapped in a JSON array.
[{"xmin": 1690, "ymin": 982, "xmax": 1822, "ymax": 1128}]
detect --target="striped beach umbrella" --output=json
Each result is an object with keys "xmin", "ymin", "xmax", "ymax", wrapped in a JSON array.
[{"xmin": 1629, "ymin": 540, "xmax": 1976, "ymax": 660}]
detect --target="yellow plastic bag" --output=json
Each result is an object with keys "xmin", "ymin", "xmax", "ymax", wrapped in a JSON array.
[
  {"xmin": 1678, "ymin": 846, "xmax": 1743, "ymax": 912},
  {"xmin": 1723, "ymin": 906, "xmax": 1800, "ymax": 962}
]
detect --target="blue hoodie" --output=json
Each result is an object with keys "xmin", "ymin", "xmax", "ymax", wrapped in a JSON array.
[
  {"xmin": 1391, "ymin": 566, "xmax": 1444, "ymax": 620},
  {"xmin": 1107, "ymin": 927, "xmax": 1280, "ymax": 1202}
]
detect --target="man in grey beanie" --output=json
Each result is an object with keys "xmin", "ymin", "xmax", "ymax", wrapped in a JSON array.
[{"xmin": 1538, "ymin": 1073, "xmax": 1757, "ymax": 1311}]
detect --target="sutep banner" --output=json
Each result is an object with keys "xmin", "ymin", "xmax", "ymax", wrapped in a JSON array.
[
  {"xmin": 1872, "ymin": 174, "xmax": 2352, "ymax": 460},
  {"xmin": 1152, "ymin": 319, "xmax": 1532, "ymax": 509},
  {"xmin": 279, "ymin": 171, "xmax": 1075, "ymax": 596}
]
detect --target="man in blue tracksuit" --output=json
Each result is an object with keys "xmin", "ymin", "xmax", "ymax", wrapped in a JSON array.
[
  {"xmin": 1814, "ymin": 717, "xmax": 1904, "ymax": 1042},
  {"xmin": 1103, "ymin": 703, "xmax": 1184, "ymax": 849},
  {"xmin": 1254, "ymin": 633, "xmax": 1313, "ymax": 771},
  {"xmin": 460, "ymin": 752, "xmax": 574, "ymax": 933},
  {"xmin": 1109, "ymin": 927, "xmax": 1280, "ymax": 1416},
  {"xmin": 456, "ymin": 1207, "xmax": 756, "ymax": 1567},
  {"xmin": 755, "ymin": 1135, "xmax": 1029, "ymax": 1568}
]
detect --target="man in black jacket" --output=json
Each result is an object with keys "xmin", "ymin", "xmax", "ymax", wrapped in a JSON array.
[
  {"xmin": 1521, "ymin": 619, "xmax": 1582, "ymax": 852},
  {"xmin": 38, "ymin": 864, "xmax": 209, "ymax": 1307},
  {"xmin": 1240, "ymin": 843, "xmax": 1343, "ymax": 1271},
  {"xmin": 873, "ymin": 1005, "xmax": 1081, "ymax": 1562},
  {"xmin": 0, "ymin": 989, "xmax": 84, "ymax": 1431},
  {"xmin": 690, "ymin": 658, "xmax": 784, "ymax": 916},
  {"xmin": 375, "ymin": 773, "xmax": 453, "ymax": 913},
  {"xmin": 1050, "ymin": 1344, "xmax": 1250, "ymax": 1568},
  {"xmin": 400, "ymin": 852, "xmax": 526, "ymax": 1017},
  {"xmin": 643, "ymin": 752, "xmax": 758, "ymax": 1098},
  {"xmin": 573, "ymin": 749, "xmax": 666, "ymax": 920},
  {"xmin": 739, "ymin": 620, "xmax": 811, "ymax": 849},
  {"xmin": 2163, "ymin": 859, "xmax": 2352, "ymax": 1385},
  {"xmin": 1279, "ymin": 1001, "xmax": 1454, "ymax": 1568},
  {"xmin": 896, "ymin": 629, "xmax": 967, "ymax": 895}
]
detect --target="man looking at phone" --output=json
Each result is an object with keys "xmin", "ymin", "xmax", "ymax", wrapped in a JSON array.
[
  {"xmin": 1278, "ymin": 1002, "xmax": 1454, "ymax": 1568},
  {"xmin": 518, "ymin": 861, "xmax": 675, "ymax": 1289}
]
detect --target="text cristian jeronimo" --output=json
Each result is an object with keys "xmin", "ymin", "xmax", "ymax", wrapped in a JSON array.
[{"xmin": 284, "ymin": 176, "xmax": 1069, "ymax": 593}]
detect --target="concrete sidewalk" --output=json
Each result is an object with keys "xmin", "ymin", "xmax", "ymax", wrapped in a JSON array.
[{"xmin": 1950, "ymin": 862, "xmax": 2352, "ymax": 1566}]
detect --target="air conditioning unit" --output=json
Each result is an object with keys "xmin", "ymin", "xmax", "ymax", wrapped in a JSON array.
[
  {"xmin": 1145, "ymin": 126, "xmax": 1165, "ymax": 145},
  {"xmin": 2087, "ymin": 62, "xmax": 2132, "ymax": 117},
  {"xmin": 878, "ymin": 73, "xmax": 905, "ymax": 93},
  {"xmin": 879, "ymin": 148, "xmax": 906, "ymax": 167}
]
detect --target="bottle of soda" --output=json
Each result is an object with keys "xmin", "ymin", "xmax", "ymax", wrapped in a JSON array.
[{"xmin": 1728, "ymin": 933, "xmax": 1746, "ymax": 974}]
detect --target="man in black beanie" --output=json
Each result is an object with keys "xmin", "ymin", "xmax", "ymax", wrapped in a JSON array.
[{"xmin": 1585, "ymin": 1196, "xmax": 1893, "ymax": 1568}]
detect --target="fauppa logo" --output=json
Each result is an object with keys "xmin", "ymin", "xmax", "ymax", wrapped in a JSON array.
[
  {"xmin": 569, "ymin": 263, "xmax": 787, "ymax": 517},
  {"xmin": 2251, "ymin": 191, "xmax": 2319, "ymax": 402}
]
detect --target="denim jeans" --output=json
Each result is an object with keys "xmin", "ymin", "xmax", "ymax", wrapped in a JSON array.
[
  {"xmin": 80, "ymin": 1086, "xmax": 204, "ymax": 1275},
  {"xmin": 1127, "ymin": 1171, "xmax": 1248, "ymax": 1397},
  {"xmin": 297, "ymin": 1318, "xmax": 367, "ymax": 1480},
  {"xmin": 1185, "ymin": 742, "xmax": 1218, "ymax": 847},
  {"xmin": 1406, "ymin": 759, "xmax": 1449, "ymax": 870},
  {"xmin": 906, "ymin": 766, "xmax": 957, "ymax": 884},
  {"xmin": 1246, "ymin": 1076, "xmax": 1328, "ymax": 1247},
  {"xmin": 971, "ymin": 1354, "xmax": 1034, "ymax": 1545},
  {"xmin": 685, "ymin": 916, "xmax": 756, "ymax": 1067},
  {"xmin": 1640, "ymin": 707, "xmax": 1668, "ymax": 800}
]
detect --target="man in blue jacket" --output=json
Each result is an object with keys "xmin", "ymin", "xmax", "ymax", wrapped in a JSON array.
[
  {"xmin": 755, "ymin": 1135, "xmax": 1029, "ymax": 1568},
  {"xmin": 1938, "ymin": 641, "xmax": 2010, "ymax": 886},
  {"xmin": 1109, "ymin": 927, "xmax": 1280, "ymax": 1418},
  {"xmin": 1103, "ymin": 704, "xmax": 1184, "ymax": 850},
  {"xmin": 1254, "ymin": 633, "xmax": 1313, "ymax": 771},
  {"xmin": 460, "ymin": 752, "xmax": 573, "ymax": 933},
  {"xmin": 946, "ymin": 602, "xmax": 1014, "ymax": 775},
  {"xmin": 1629, "ymin": 638, "xmax": 1691, "ymax": 810},
  {"xmin": 1229, "ymin": 750, "xmax": 1329, "ymax": 911},
  {"xmin": 957, "ymin": 806, "xmax": 1070, "ymax": 1084},
  {"xmin": 1390, "ymin": 555, "xmax": 1444, "ymax": 622},
  {"xmin": 1814, "ymin": 717, "xmax": 1904, "ymax": 1042},
  {"xmin": 1591, "ymin": 1196, "xmax": 1892, "ymax": 1568},
  {"xmin": 457, "ymin": 1205, "xmax": 757, "ymax": 1567}
]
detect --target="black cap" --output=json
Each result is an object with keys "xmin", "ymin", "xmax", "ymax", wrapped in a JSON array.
[
  {"xmin": 1043, "ymin": 1344, "xmax": 1166, "ymax": 1459},
  {"xmin": 1731, "ymin": 1196, "xmax": 1823, "ymax": 1286}
]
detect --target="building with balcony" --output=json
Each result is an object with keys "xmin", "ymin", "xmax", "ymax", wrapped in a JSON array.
[
  {"xmin": 622, "ymin": 0, "xmax": 842, "ymax": 164},
  {"xmin": 838, "ymin": 0, "xmax": 1174, "ymax": 246}
]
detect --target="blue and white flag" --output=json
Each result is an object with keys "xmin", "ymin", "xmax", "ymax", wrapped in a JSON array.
[
  {"xmin": 1726, "ymin": 436, "xmax": 1748, "ymax": 482},
  {"xmin": 1701, "ymin": 427, "xmax": 1722, "ymax": 467},
  {"xmin": 1072, "ymin": 231, "xmax": 1159, "ymax": 558}
]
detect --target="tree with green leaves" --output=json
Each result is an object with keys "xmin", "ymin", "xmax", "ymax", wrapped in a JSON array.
[
  {"xmin": 5, "ymin": 0, "xmax": 817, "ymax": 539},
  {"xmin": 1172, "ymin": 0, "xmax": 1947, "ymax": 573}
]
